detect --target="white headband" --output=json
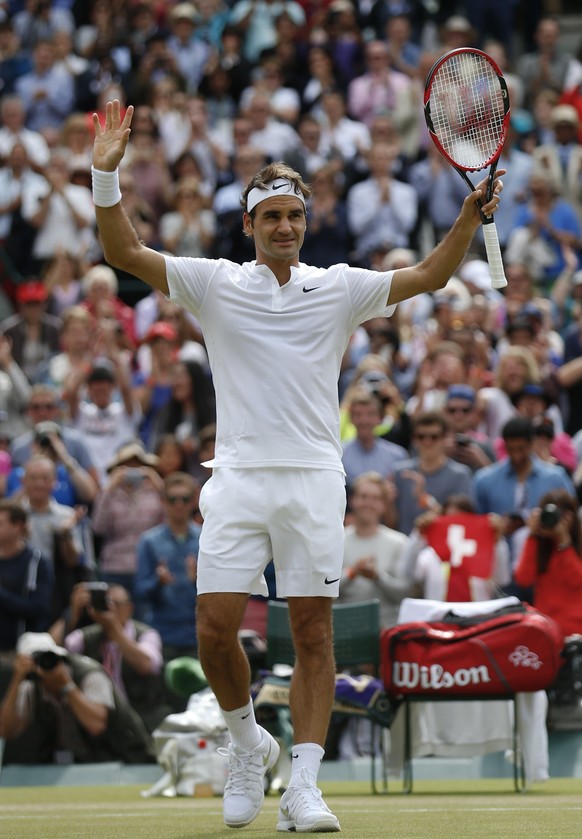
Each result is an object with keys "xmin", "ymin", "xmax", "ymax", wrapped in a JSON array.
[{"xmin": 246, "ymin": 178, "xmax": 306, "ymax": 213}]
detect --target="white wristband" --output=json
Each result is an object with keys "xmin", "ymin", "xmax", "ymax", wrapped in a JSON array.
[{"xmin": 91, "ymin": 166, "xmax": 122, "ymax": 208}]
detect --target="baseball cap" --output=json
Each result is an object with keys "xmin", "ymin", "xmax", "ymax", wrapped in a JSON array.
[
  {"xmin": 447, "ymin": 384, "xmax": 476, "ymax": 404},
  {"xmin": 170, "ymin": 2, "xmax": 199, "ymax": 22},
  {"xmin": 459, "ymin": 260, "xmax": 491, "ymax": 292},
  {"xmin": 17, "ymin": 632, "xmax": 68, "ymax": 658},
  {"xmin": 512, "ymin": 383, "xmax": 553, "ymax": 406},
  {"xmin": 550, "ymin": 105, "xmax": 579, "ymax": 127},
  {"xmin": 143, "ymin": 322, "xmax": 178, "ymax": 344},
  {"xmin": 16, "ymin": 281, "xmax": 47, "ymax": 304},
  {"xmin": 443, "ymin": 15, "xmax": 473, "ymax": 32}
]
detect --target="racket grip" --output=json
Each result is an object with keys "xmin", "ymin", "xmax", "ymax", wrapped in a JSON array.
[{"xmin": 482, "ymin": 222, "xmax": 507, "ymax": 289}]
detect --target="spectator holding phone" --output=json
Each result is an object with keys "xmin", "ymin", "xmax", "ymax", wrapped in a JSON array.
[
  {"xmin": 91, "ymin": 442, "xmax": 164, "ymax": 601},
  {"xmin": 514, "ymin": 489, "xmax": 582, "ymax": 639}
]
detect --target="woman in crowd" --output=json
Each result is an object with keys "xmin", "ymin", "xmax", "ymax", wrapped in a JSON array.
[
  {"xmin": 149, "ymin": 359, "xmax": 216, "ymax": 469},
  {"xmin": 514, "ymin": 489, "xmax": 582, "ymax": 638}
]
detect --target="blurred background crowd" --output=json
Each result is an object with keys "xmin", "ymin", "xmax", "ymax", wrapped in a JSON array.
[{"xmin": 2, "ymin": 0, "xmax": 582, "ymax": 766}]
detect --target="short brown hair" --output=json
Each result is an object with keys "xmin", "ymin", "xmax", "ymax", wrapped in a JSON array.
[
  {"xmin": 240, "ymin": 161, "xmax": 311, "ymax": 216},
  {"xmin": 0, "ymin": 498, "xmax": 28, "ymax": 526},
  {"xmin": 163, "ymin": 472, "xmax": 198, "ymax": 495}
]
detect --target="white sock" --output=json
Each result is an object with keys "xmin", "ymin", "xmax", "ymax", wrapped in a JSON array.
[
  {"xmin": 290, "ymin": 743, "xmax": 324, "ymax": 786},
  {"xmin": 221, "ymin": 700, "xmax": 262, "ymax": 751}
]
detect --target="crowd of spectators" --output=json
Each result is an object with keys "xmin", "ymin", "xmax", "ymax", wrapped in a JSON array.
[{"xmin": 1, "ymin": 0, "xmax": 582, "ymax": 764}]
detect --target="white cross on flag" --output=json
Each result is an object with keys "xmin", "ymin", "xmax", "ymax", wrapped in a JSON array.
[{"xmin": 424, "ymin": 513, "xmax": 497, "ymax": 601}]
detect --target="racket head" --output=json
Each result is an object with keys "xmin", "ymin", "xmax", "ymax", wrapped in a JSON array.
[{"xmin": 424, "ymin": 48, "xmax": 510, "ymax": 173}]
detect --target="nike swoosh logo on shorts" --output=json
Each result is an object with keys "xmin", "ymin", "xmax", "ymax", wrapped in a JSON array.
[
  {"xmin": 324, "ymin": 577, "xmax": 340, "ymax": 585},
  {"xmin": 303, "ymin": 286, "xmax": 321, "ymax": 293}
]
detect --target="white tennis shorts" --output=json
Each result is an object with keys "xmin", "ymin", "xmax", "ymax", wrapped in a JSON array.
[{"xmin": 196, "ymin": 467, "xmax": 347, "ymax": 597}]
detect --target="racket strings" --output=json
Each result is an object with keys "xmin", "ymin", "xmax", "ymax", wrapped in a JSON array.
[{"xmin": 428, "ymin": 55, "xmax": 506, "ymax": 170}]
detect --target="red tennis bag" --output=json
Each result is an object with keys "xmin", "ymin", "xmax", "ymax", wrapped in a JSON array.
[{"xmin": 381, "ymin": 604, "xmax": 564, "ymax": 697}]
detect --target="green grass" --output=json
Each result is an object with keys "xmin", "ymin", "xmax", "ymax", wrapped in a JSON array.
[{"xmin": 1, "ymin": 780, "xmax": 581, "ymax": 839}]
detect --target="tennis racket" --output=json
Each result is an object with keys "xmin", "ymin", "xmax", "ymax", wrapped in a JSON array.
[{"xmin": 424, "ymin": 48, "xmax": 511, "ymax": 289}]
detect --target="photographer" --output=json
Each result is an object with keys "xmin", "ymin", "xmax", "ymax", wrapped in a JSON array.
[
  {"xmin": 0, "ymin": 632, "xmax": 154, "ymax": 765},
  {"xmin": 513, "ymin": 489, "xmax": 582, "ymax": 639},
  {"xmin": 63, "ymin": 583, "xmax": 169, "ymax": 733}
]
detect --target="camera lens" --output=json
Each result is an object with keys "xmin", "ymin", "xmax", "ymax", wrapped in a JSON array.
[
  {"xmin": 32, "ymin": 650, "xmax": 62, "ymax": 670},
  {"xmin": 539, "ymin": 503, "xmax": 560, "ymax": 530}
]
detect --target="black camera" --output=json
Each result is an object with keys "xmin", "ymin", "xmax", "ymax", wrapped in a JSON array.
[
  {"xmin": 539, "ymin": 503, "xmax": 561, "ymax": 530},
  {"xmin": 86, "ymin": 581, "xmax": 110, "ymax": 612},
  {"xmin": 455, "ymin": 433, "xmax": 471, "ymax": 447},
  {"xmin": 32, "ymin": 650, "xmax": 66, "ymax": 671}
]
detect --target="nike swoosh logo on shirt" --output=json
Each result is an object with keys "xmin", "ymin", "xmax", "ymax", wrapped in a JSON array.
[{"xmin": 303, "ymin": 286, "xmax": 321, "ymax": 293}]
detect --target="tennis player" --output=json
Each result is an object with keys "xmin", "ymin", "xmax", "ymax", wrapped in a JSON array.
[{"xmin": 91, "ymin": 100, "xmax": 503, "ymax": 833}]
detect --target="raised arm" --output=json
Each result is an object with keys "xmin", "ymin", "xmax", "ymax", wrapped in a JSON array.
[
  {"xmin": 388, "ymin": 171, "xmax": 505, "ymax": 305},
  {"xmin": 92, "ymin": 100, "xmax": 168, "ymax": 294}
]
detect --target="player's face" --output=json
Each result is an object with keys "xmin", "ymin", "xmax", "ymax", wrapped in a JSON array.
[{"xmin": 244, "ymin": 197, "xmax": 306, "ymax": 266}]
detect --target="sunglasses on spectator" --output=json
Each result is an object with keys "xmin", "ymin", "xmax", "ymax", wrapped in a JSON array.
[
  {"xmin": 165, "ymin": 494, "xmax": 193, "ymax": 504},
  {"xmin": 446, "ymin": 405, "xmax": 471, "ymax": 414},
  {"xmin": 414, "ymin": 432, "xmax": 443, "ymax": 441}
]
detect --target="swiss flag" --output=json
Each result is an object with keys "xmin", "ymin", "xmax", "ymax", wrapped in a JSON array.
[{"xmin": 424, "ymin": 514, "xmax": 497, "ymax": 602}]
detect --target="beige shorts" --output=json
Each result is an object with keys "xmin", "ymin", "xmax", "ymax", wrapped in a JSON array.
[{"xmin": 197, "ymin": 467, "xmax": 346, "ymax": 598}]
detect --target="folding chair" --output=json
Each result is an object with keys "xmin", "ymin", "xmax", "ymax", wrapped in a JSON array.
[{"xmin": 265, "ymin": 599, "xmax": 388, "ymax": 793}]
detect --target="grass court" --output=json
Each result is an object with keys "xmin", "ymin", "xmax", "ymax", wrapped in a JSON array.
[{"xmin": 1, "ymin": 779, "xmax": 581, "ymax": 839}]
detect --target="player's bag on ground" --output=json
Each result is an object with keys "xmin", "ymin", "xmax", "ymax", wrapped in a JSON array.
[
  {"xmin": 546, "ymin": 635, "xmax": 582, "ymax": 730},
  {"xmin": 381, "ymin": 603, "xmax": 564, "ymax": 697}
]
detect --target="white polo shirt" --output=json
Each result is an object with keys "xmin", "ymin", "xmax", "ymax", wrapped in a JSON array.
[{"xmin": 165, "ymin": 256, "xmax": 395, "ymax": 471}]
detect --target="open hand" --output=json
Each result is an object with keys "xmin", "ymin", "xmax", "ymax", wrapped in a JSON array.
[{"xmin": 92, "ymin": 100, "xmax": 134, "ymax": 173}]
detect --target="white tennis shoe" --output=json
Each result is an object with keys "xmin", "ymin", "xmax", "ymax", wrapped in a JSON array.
[
  {"xmin": 219, "ymin": 726, "xmax": 280, "ymax": 828},
  {"xmin": 276, "ymin": 768, "xmax": 340, "ymax": 832}
]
